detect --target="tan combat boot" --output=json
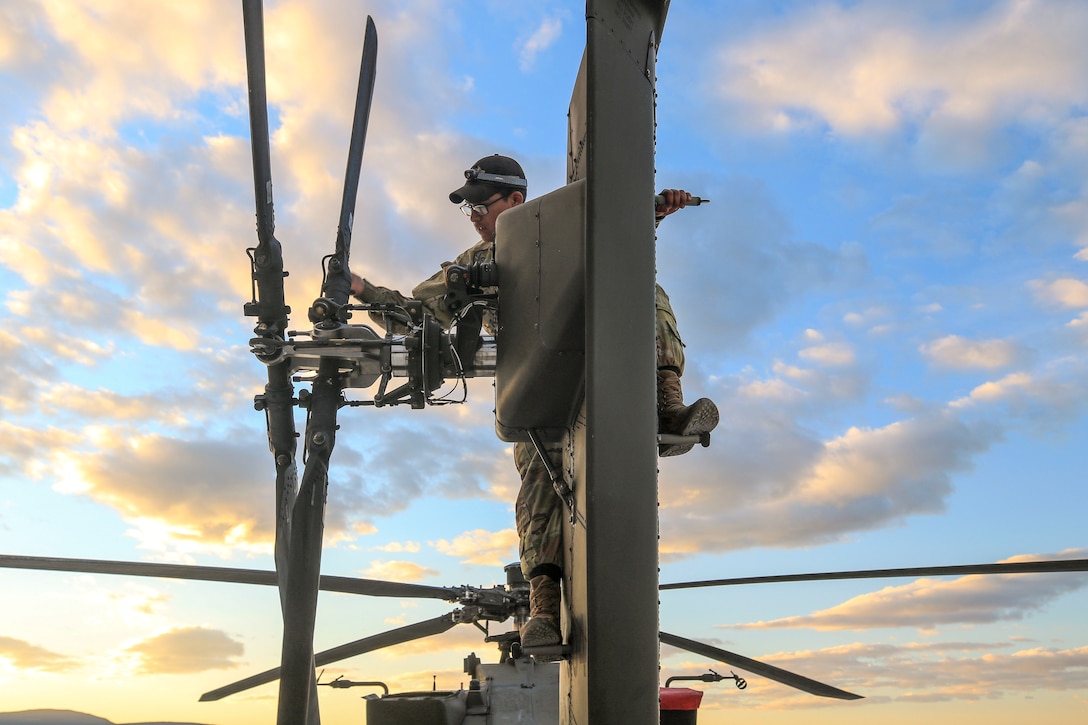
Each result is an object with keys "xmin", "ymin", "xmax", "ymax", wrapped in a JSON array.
[
  {"xmin": 657, "ymin": 368, "xmax": 719, "ymax": 457},
  {"xmin": 520, "ymin": 574, "xmax": 562, "ymax": 647}
]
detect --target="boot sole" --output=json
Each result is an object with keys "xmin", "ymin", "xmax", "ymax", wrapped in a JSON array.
[
  {"xmin": 520, "ymin": 617, "xmax": 562, "ymax": 648},
  {"xmin": 659, "ymin": 399, "xmax": 719, "ymax": 457}
]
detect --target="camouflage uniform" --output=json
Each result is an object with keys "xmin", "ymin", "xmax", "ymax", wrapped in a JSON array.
[
  {"xmin": 514, "ymin": 439, "xmax": 566, "ymax": 579},
  {"xmin": 515, "ymin": 283, "xmax": 687, "ymax": 579},
  {"xmin": 655, "ymin": 283, "xmax": 686, "ymax": 375},
  {"xmin": 359, "ymin": 243, "xmax": 687, "ymax": 581}
]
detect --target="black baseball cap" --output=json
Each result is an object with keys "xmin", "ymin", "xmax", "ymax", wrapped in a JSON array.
[{"xmin": 449, "ymin": 154, "xmax": 528, "ymax": 204}]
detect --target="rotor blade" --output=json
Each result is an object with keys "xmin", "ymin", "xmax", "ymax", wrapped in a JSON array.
[
  {"xmin": 660, "ymin": 631, "xmax": 862, "ymax": 701},
  {"xmin": 341, "ymin": 16, "xmax": 378, "ymax": 227},
  {"xmin": 277, "ymin": 372, "xmax": 337, "ymax": 723},
  {"xmin": 242, "ymin": 0, "xmax": 275, "ymax": 245},
  {"xmin": 241, "ymin": 0, "xmax": 294, "ymax": 608},
  {"xmin": 660, "ymin": 558, "xmax": 1088, "ymax": 591},
  {"xmin": 242, "ymin": 2, "xmax": 311, "ymax": 721},
  {"xmin": 200, "ymin": 613, "xmax": 458, "ymax": 702},
  {"xmin": 240, "ymin": 0, "xmax": 291, "ymax": 356},
  {"xmin": 323, "ymin": 16, "xmax": 377, "ymax": 303},
  {"xmin": 0, "ymin": 555, "xmax": 463, "ymax": 601}
]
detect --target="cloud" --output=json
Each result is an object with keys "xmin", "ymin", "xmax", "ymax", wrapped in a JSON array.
[
  {"xmin": 797, "ymin": 415, "xmax": 984, "ymax": 505},
  {"xmin": 0, "ymin": 328, "xmax": 58, "ymax": 413},
  {"xmin": 652, "ymin": 383, "xmax": 1009, "ymax": 553},
  {"xmin": 659, "ymin": 336, "xmax": 1088, "ymax": 558},
  {"xmin": 519, "ymin": 17, "xmax": 563, "ymax": 72},
  {"xmin": 359, "ymin": 559, "xmax": 439, "ymax": 583},
  {"xmin": 950, "ymin": 368, "xmax": 1088, "ymax": 428},
  {"xmin": 798, "ymin": 341, "xmax": 855, "ymax": 367},
  {"xmin": 1, "ymin": 119, "xmax": 255, "ymax": 332},
  {"xmin": 659, "ymin": 402, "xmax": 999, "ymax": 557},
  {"xmin": 954, "ymin": 371, "xmax": 1034, "ymax": 405},
  {"xmin": 1030, "ymin": 277, "xmax": 1088, "ymax": 308},
  {"xmin": 33, "ymin": 1, "xmax": 243, "ymax": 133},
  {"xmin": 326, "ymin": 408, "xmax": 514, "ymax": 534},
  {"xmin": 0, "ymin": 420, "xmax": 83, "ymax": 472},
  {"xmin": 54, "ymin": 429, "xmax": 277, "ymax": 554},
  {"xmin": 0, "ymin": 0, "xmax": 531, "ymax": 566},
  {"xmin": 370, "ymin": 541, "xmax": 422, "ymax": 554},
  {"xmin": 431, "ymin": 528, "xmax": 519, "ymax": 568},
  {"xmin": 0, "ymin": 0, "xmax": 515, "ymax": 449},
  {"xmin": 714, "ymin": 2, "xmax": 1088, "ymax": 142},
  {"xmin": 0, "ymin": 635, "xmax": 79, "ymax": 673},
  {"xmin": 122, "ymin": 626, "xmax": 244, "ymax": 674},
  {"xmin": 727, "ymin": 549, "xmax": 1088, "ymax": 632},
  {"xmin": 5, "ymin": 387, "xmax": 511, "ymax": 557},
  {"xmin": 37, "ymin": 383, "xmax": 194, "ymax": 425},
  {"xmin": 0, "ymin": 4, "xmax": 46, "ymax": 68},
  {"xmin": 920, "ymin": 334, "xmax": 1026, "ymax": 370}
]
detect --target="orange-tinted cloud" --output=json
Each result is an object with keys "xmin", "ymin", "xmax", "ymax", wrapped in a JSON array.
[
  {"xmin": 431, "ymin": 528, "xmax": 519, "ymax": 568},
  {"xmin": 0, "ymin": 635, "xmax": 79, "ymax": 673},
  {"xmin": 123, "ymin": 626, "xmax": 244, "ymax": 674},
  {"xmin": 359, "ymin": 560, "xmax": 439, "ymax": 583}
]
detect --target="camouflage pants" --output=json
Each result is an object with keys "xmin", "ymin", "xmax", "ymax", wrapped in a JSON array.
[
  {"xmin": 514, "ymin": 284, "xmax": 686, "ymax": 578},
  {"xmin": 656, "ymin": 283, "xmax": 685, "ymax": 374},
  {"xmin": 514, "ymin": 439, "xmax": 566, "ymax": 579}
]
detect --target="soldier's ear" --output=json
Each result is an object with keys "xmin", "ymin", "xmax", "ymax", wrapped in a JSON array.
[{"xmin": 509, "ymin": 191, "xmax": 525, "ymax": 206}]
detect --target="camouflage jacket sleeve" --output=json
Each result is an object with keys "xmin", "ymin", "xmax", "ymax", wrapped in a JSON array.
[
  {"xmin": 354, "ymin": 276, "xmax": 419, "ymax": 333},
  {"xmin": 358, "ymin": 238, "xmax": 494, "ymax": 332}
]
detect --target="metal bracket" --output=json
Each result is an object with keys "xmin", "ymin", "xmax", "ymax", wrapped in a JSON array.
[
  {"xmin": 657, "ymin": 431, "xmax": 712, "ymax": 448},
  {"xmin": 527, "ymin": 429, "xmax": 575, "ymax": 514}
]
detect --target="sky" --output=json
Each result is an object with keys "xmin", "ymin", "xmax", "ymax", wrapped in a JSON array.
[{"xmin": 1, "ymin": 1, "xmax": 1087, "ymax": 724}]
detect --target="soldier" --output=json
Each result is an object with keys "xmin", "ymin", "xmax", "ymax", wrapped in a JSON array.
[{"xmin": 351, "ymin": 154, "xmax": 718, "ymax": 647}]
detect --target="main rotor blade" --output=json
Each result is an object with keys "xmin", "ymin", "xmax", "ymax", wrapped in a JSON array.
[
  {"xmin": 660, "ymin": 558, "xmax": 1088, "ymax": 591},
  {"xmin": 200, "ymin": 612, "xmax": 458, "ymax": 702},
  {"xmin": 242, "ymin": 0, "xmax": 275, "ymax": 245},
  {"xmin": 660, "ymin": 631, "xmax": 862, "ymax": 701},
  {"xmin": 0, "ymin": 555, "xmax": 462, "ymax": 601},
  {"xmin": 277, "ymin": 372, "xmax": 339, "ymax": 724},
  {"xmin": 326, "ymin": 16, "xmax": 378, "ymax": 298},
  {"xmin": 242, "ymin": 1, "xmax": 310, "ymax": 720}
]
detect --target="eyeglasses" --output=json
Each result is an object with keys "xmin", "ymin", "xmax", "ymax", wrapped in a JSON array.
[{"xmin": 459, "ymin": 195, "xmax": 507, "ymax": 217}]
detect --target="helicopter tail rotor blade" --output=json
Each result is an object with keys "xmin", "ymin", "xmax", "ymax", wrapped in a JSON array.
[
  {"xmin": 200, "ymin": 612, "xmax": 458, "ymax": 702},
  {"xmin": 659, "ymin": 558, "xmax": 1088, "ymax": 591},
  {"xmin": 660, "ymin": 631, "xmax": 862, "ymax": 701}
]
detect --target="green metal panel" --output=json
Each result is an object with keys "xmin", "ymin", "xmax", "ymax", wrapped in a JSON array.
[
  {"xmin": 563, "ymin": 1, "xmax": 669, "ymax": 723},
  {"xmin": 493, "ymin": 180, "xmax": 587, "ymax": 442},
  {"xmin": 366, "ymin": 692, "xmax": 466, "ymax": 725}
]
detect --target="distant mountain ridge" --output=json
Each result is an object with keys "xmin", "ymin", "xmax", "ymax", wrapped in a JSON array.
[{"xmin": 0, "ymin": 710, "xmax": 215, "ymax": 725}]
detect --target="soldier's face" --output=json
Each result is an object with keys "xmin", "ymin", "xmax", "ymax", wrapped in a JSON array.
[{"xmin": 469, "ymin": 191, "xmax": 521, "ymax": 243}]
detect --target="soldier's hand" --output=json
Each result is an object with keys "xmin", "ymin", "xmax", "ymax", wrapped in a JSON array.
[
  {"xmin": 655, "ymin": 189, "xmax": 692, "ymax": 220},
  {"xmin": 350, "ymin": 272, "xmax": 365, "ymax": 298}
]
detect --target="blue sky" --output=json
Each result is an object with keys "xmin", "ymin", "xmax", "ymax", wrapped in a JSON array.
[{"xmin": 1, "ymin": 1, "xmax": 1087, "ymax": 724}]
